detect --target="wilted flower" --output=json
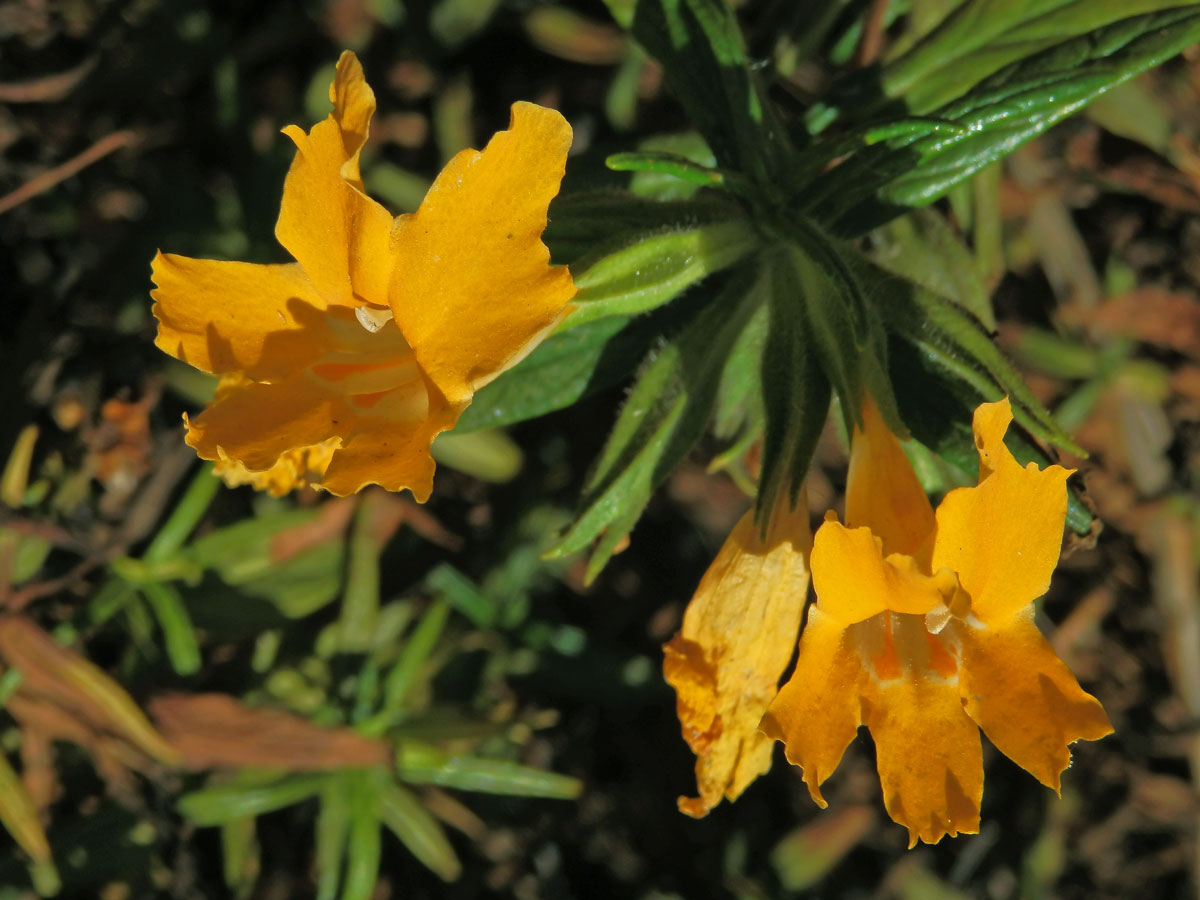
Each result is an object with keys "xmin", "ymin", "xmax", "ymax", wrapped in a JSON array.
[
  {"xmin": 152, "ymin": 51, "xmax": 575, "ymax": 499},
  {"xmin": 664, "ymin": 495, "xmax": 812, "ymax": 817},
  {"xmin": 762, "ymin": 397, "xmax": 1112, "ymax": 846}
]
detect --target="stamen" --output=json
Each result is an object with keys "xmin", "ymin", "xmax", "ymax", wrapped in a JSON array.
[{"xmin": 355, "ymin": 304, "xmax": 394, "ymax": 333}]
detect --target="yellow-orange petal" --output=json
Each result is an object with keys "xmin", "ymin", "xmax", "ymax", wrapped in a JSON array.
[
  {"xmin": 761, "ymin": 605, "xmax": 865, "ymax": 808},
  {"xmin": 931, "ymin": 400, "xmax": 1073, "ymax": 623},
  {"xmin": 861, "ymin": 670, "xmax": 983, "ymax": 847},
  {"xmin": 956, "ymin": 607, "xmax": 1113, "ymax": 791},
  {"xmin": 275, "ymin": 51, "xmax": 395, "ymax": 306},
  {"xmin": 389, "ymin": 102, "xmax": 576, "ymax": 408},
  {"xmin": 185, "ymin": 375, "xmax": 349, "ymax": 473},
  {"xmin": 318, "ymin": 383, "xmax": 457, "ymax": 501},
  {"xmin": 663, "ymin": 499, "xmax": 811, "ymax": 817},
  {"xmin": 213, "ymin": 439, "xmax": 339, "ymax": 496},
  {"xmin": 845, "ymin": 395, "xmax": 935, "ymax": 560},
  {"xmin": 151, "ymin": 254, "xmax": 333, "ymax": 381},
  {"xmin": 811, "ymin": 516, "xmax": 952, "ymax": 624}
]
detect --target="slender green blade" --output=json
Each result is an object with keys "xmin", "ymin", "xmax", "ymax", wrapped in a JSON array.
[
  {"xmin": 378, "ymin": 780, "xmax": 462, "ymax": 882},
  {"xmin": 395, "ymin": 741, "xmax": 582, "ymax": 799},
  {"xmin": 178, "ymin": 774, "xmax": 329, "ymax": 826}
]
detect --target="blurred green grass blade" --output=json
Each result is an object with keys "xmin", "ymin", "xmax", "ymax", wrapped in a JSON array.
[
  {"xmin": 363, "ymin": 162, "xmax": 430, "ymax": 215},
  {"xmin": 424, "ymin": 563, "xmax": 493, "ymax": 628},
  {"xmin": 359, "ymin": 598, "xmax": 452, "ymax": 735},
  {"xmin": 179, "ymin": 774, "xmax": 329, "ymax": 826},
  {"xmin": 431, "ymin": 429, "xmax": 523, "ymax": 483},
  {"xmin": 566, "ymin": 219, "xmax": 760, "ymax": 329},
  {"xmin": 378, "ymin": 780, "xmax": 461, "ymax": 882},
  {"xmin": 430, "ymin": 0, "xmax": 501, "ymax": 47},
  {"xmin": 0, "ymin": 751, "xmax": 58, "ymax": 894},
  {"xmin": 315, "ymin": 775, "xmax": 352, "ymax": 900},
  {"xmin": 140, "ymin": 581, "xmax": 201, "ymax": 675},
  {"xmin": 219, "ymin": 816, "xmax": 259, "ymax": 898},
  {"xmin": 341, "ymin": 773, "xmax": 383, "ymax": 900},
  {"xmin": 338, "ymin": 495, "xmax": 382, "ymax": 653},
  {"xmin": 143, "ymin": 464, "xmax": 220, "ymax": 564},
  {"xmin": 0, "ymin": 529, "xmax": 52, "ymax": 586},
  {"xmin": 1, "ymin": 424, "xmax": 38, "ymax": 508},
  {"xmin": 395, "ymin": 741, "xmax": 582, "ymax": 799}
]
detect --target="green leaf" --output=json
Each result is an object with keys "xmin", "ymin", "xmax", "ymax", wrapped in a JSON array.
[
  {"xmin": 179, "ymin": 774, "xmax": 329, "ymax": 826},
  {"xmin": 712, "ymin": 298, "xmax": 768, "ymax": 445},
  {"xmin": 872, "ymin": 264, "xmax": 1084, "ymax": 456},
  {"xmin": 809, "ymin": 8, "xmax": 1200, "ymax": 234},
  {"xmin": 627, "ymin": 0, "xmax": 792, "ymax": 184},
  {"xmin": 0, "ymin": 751, "xmax": 56, "ymax": 892},
  {"xmin": 140, "ymin": 581, "xmax": 201, "ymax": 676},
  {"xmin": 341, "ymin": 773, "xmax": 383, "ymax": 900},
  {"xmin": 626, "ymin": 132, "xmax": 717, "ymax": 200},
  {"xmin": 315, "ymin": 777, "xmax": 351, "ymax": 900},
  {"xmin": 219, "ymin": 817, "xmax": 259, "ymax": 898},
  {"xmin": 338, "ymin": 494, "xmax": 384, "ymax": 653},
  {"xmin": 548, "ymin": 264, "xmax": 765, "ymax": 581},
  {"xmin": 184, "ymin": 509, "xmax": 346, "ymax": 618},
  {"xmin": 882, "ymin": 0, "xmax": 1191, "ymax": 113},
  {"xmin": 606, "ymin": 151, "xmax": 725, "ymax": 189},
  {"xmin": 545, "ymin": 190, "xmax": 743, "ymax": 263},
  {"xmin": 455, "ymin": 316, "xmax": 635, "ymax": 432},
  {"xmin": 567, "ymin": 218, "xmax": 761, "ymax": 329},
  {"xmin": 377, "ymin": 779, "xmax": 461, "ymax": 882},
  {"xmin": 395, "ymin": 741, "xmax": 583, "ymax": 799},
  {"xmin": 869, "ymin": 208, "xmax": 995, "ymax": 330},
  {"xmin": 756, "ymin": 247, "xmax": 832, "ymax": 516}
]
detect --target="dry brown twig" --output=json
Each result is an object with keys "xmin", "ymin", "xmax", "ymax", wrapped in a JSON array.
[{"xmin": 0, "ymin": 129, "xmax": 139, "ymax": 216}]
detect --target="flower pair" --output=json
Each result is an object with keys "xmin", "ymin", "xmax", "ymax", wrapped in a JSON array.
[
  {"xmin": 152, "ymin": 52, "xmax": 575, "ymax": 498},
  {"xmin": 666, "ymin": 397, "xmax": 1112, "ymax": 844}
]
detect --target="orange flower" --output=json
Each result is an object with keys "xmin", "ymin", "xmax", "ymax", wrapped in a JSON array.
[
  {"xmin": 761, "ymin": 398, "xmax": 1113, "ymax": 846},
  {"xmin": 151, "ymin": 52, "xmax": 575, "ymax": 499},
  {"xmin": 664, "ymin": 495, "xmax": 812, "ymax": 817}
]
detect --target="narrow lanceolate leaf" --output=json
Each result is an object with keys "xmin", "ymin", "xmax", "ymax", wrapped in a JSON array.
[
  {"xmin": 566, "ymin": 218, "xmax": 761, "ymax": 329},
  {"xmin": 341, "ymin": 772, "xmax": 383, "ymax": 900},
  {"xmin": 178, "ymin": 773, "xmax": 329, "ymax": 826},
  {"xmin": 0, "ymin": 751, "xmax": 55, "ymax": 878},
  {"xmin": 756, "ymin": 247, "xmax": 831, "ymax": 519},
  {"xmin": 627, "ymin": 0, "xmax": 792, "ymax": 185},
  {"xmin": 808, "ymin": 8, "xmax": 1200, "ymax": 235},
  {"xmin": 395, "ymin": 741, "xmax": 583, "ymax": 799},
  {"xmin": 881, "ymin": 0, "xmax": 1192, "ymax": 113},
  {"xmin": 315, "ymin": 776, "xmax": 352, "ymax": 900},
  {"xmin": 872, "ymin": 261, "xmax": 1084, "ymax": 456},
  {"xmin": 606, "ymin": 151, "xmax": 725, "ymax": 189},
  {"xmin": 544, "ymin": 191, "xmax": 743, "ymax": 263},
  {"xmin": 712, "ymin": 298, "xmax": 768, "ymax": 447},
  {"xmin": 455, "ymin": 316, "xmax": 637, "ymax": 432},
  {"xmin": 548, "ymin": 263, "xmax": 766, "ymax": 582},
  {"xmin": 140, "ymin": 581, "xmax": 202, "ymax": 676},
  {"xmin": 378, "ymin": 778, "xmax": 462, "ymax": 882},
  {"xmin": 869, "ymin": 208, "xmax": 995, "ymax": 331}
]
